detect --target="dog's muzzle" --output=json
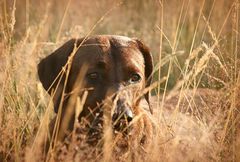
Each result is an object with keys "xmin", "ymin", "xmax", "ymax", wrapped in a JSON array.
[{"xmin": 112, "ymin": 100, "xmax": 133, "ymax": 133}]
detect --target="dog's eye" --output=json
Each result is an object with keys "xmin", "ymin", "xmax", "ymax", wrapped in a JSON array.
[
  {"xmin": 129, "ymin": 73, "xmax": 141, "ymax": 84},
  {"xmin": 87, "ymin": 72, "xmax": 99, "ymax": 80}
]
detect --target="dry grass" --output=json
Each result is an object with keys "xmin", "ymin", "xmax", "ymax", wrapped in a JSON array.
[{"xmin": 0, "ymin": 0, "xmax": 240, "ymax": 161}]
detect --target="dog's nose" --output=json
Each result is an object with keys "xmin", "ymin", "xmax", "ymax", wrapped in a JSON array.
[
  {"xmin": 112, "ymin": 100, "xmax": 133, "ymax": 133},
  {"xmin": 123, "ymin": 108, "xmax": 133, "ymax": 122},
  {"xmin": 112, "ymin": 107, "xmax": 133, "ymax": 123},
  {"xmin": 112, "ymin": 99, "xmax": 133, "ymax": 123}
]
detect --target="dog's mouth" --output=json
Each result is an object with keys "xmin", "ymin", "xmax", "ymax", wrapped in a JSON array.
[
  {"xmin": 84, "ymin": 105, "xmax": 134, "ymax": 145},
  {"xmin": 85, "ymin": 117, "xmax": 132, "ymax": 145},
  {"xmin": 113, "ymin": 119, "xmax": 132, "ymax": 135},
  {"xmin": 87, "ymin": 111, "xmax": 133, "ymax": 135},
  {"xmin": 112, "ymin": 110, "xmax": 133, "ymax": 135}
]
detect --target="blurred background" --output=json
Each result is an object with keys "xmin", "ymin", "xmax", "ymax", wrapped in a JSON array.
[{"xmin": 1, "ymin": 0, "xmax": 238, "ymax": 90}]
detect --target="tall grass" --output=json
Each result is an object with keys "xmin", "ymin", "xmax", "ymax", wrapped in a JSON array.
[{"xmin": 0, "ymin": 0, "xmax": 239, "ymax": 161}]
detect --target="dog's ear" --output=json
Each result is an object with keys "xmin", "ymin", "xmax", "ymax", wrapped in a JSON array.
[
  {"xmin": 134, "ymin": 39, "xmax": 154, "ymax": 114},
  {"xmin": 38, "ymin": 39, "xmax": 82, "ymax": 113}
]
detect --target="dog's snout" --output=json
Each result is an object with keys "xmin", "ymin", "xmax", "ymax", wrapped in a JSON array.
[
  {"xmin": 112, "ymin": 99, "xmax": 133, "ymax": 132},
  {"xmin": 114, "ymin": 100, "xmax": 133, "ymax": 121},
  {"xmin": 112, "ymin": 107, "xmax": 133, "ymax": 123}
]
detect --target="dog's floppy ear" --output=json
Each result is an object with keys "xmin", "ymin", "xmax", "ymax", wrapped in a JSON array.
[
  {"xmin": 38, "ymin": 39, "xmax": 81, "ymax": 113},
  {"xmin": 134, "ymin": 39, "xmax": 154, "ymax": 114}
]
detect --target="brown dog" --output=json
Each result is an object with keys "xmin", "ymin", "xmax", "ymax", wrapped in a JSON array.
[{"xmin": 38, "ymin": 35, "xmax": 154, "ymax": 159}]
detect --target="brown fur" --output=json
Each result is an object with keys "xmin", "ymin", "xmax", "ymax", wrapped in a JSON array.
[{"xmin": 38, "ymin": 35, "xmax": 154, "ymax": 156}]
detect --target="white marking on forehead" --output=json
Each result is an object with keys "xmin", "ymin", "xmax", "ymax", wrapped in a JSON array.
[
  {"xmin": 112, "ymin": 35, "xmax": 133, "ymax": 46},
  {"xmin": 112, "ymin": 35, "xmax": 132, "ymax": 41}
]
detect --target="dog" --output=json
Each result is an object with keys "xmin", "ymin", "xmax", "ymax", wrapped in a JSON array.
[
  {"xmin": 38, "ymin": 35, "xmax": 240, "ymax": 161},
  {"xmin": 38, "ymin": 35, "xmax": 155, "ymax": 159}
]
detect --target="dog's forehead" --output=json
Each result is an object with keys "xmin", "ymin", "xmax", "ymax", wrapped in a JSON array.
[
  {"xmin": 89, "ymin": 35, "xmax": 134, "ymax": 47},
  {"xmin": 111, "ymin": 46, "xmax": 145, "ymax": 68},
  {"xmin": 73, "ymin": 36, "xmax": 144, "ymax": 70}
]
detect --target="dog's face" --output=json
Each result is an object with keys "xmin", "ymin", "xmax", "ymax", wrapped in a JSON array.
[{"xmin": 38, "ymin": 35, "xmax": 153, "ymax": 136}]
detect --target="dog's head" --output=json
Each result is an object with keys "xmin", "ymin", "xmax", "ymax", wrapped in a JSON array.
[{"xmin": 38, "ymin": 35, "xmax": 153, "ymax": 136}]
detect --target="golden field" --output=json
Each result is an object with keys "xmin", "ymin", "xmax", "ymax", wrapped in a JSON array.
[{"xmin": 0, "ymin": 0, "xmax": 240, "ymax": 161}]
